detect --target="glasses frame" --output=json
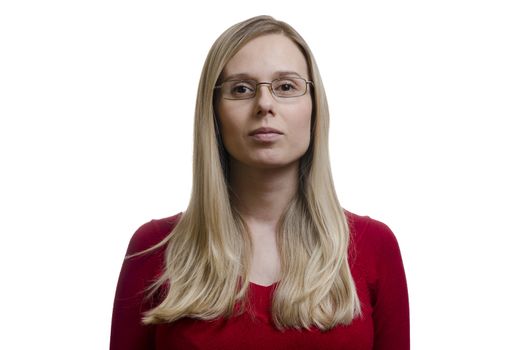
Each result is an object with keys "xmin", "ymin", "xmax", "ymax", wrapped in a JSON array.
[{"xmin": 214, "ymin": 77, "xmax": 314, "ymax": 100}]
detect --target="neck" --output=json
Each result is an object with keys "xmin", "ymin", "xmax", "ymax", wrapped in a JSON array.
[{"xmin": 228, "ymin": 159, "xmax": 299, "ymax": 228}]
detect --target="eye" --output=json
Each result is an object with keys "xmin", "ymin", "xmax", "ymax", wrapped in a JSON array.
[
  {"xmin": 273, "ymin": 78, "xmax": 302, "ymax": 96},
  {"xmin": 233, "ymin": 85, "xmax": 250, "ymax": 93},
  {"xmin": 278, "ymin": 83, "xmax": 295, "ymax": 91},
  {"xmin": 277, "ymin": 79, "xmax": 300, "ymax": 91},
  {"xmin": 229, "ymin": 81, "xmax": 255, "ymax": 97}
]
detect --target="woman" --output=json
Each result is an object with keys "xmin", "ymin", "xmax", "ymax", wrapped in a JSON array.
[{"xmin": 111, "ymin": 15, "xmax": 409, "ymax": 349}]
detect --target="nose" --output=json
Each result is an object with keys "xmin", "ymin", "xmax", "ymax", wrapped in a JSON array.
[{"xmin": 254, "ymin": 82, "xmax": 275, "ymax": 117}]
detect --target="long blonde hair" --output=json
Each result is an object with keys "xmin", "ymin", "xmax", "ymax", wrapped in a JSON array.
[{"xmin": 140, "ymin": 15, "xmax": 362, "ymax": 331}]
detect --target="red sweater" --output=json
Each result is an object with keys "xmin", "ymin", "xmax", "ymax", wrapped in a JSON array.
[{"xmin": 110, "ymin": 211, "xmax": 409, "ymax": 349}]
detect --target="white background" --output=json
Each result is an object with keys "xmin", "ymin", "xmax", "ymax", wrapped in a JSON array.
[{"xmin": 1, "ymin": 1, "xmax": 527, "ymax": 349}]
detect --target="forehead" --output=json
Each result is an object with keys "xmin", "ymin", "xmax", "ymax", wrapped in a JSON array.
[{"xmin": 222, "ymin": 34, "xmax": 309, "ymax": 80}]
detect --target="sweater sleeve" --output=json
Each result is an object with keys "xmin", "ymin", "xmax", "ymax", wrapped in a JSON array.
[
  {"xmin": 369, "ymin": 219, "xmax": 410, "ymax": 350},
  {"xmin": 110, "ymin": 220, "xmax": 166, "ymax": 350}
]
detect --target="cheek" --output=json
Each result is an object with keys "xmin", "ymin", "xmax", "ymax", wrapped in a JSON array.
[
  {"xmin": 216, "ymin": 103, "xmax": 244, "ymax": 153},
  {"xmin": 216, "ymin": 103, "xmax": 234, "ymax": 138},
  {"xmin": 219, "ymin": 120, "xmax": 237, "ymax": 150},
  {"xmin": 291, "ymin": 99, "xmax": 312, "ymax": 145}
]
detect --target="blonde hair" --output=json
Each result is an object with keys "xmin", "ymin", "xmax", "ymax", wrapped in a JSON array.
[{"xmin": 140, "ymin": 15, "xmax": 362, "ymax": 331}]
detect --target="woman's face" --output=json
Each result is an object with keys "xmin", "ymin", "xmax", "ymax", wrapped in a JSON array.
[{"xmin": 216, "ymin": 34, "xmax": 312, "ymax": 171}]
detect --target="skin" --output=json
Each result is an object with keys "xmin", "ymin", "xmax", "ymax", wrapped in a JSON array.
[{"xmin": 216, "ymin": 34, "xmax": 312, "ymax": 286}]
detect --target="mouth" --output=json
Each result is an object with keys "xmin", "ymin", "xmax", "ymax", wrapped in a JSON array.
[
  {"xmin": 248, "ymin": 127, "xmax": 283, "ymax": 142},
  {"xmin": 248, "ymin": 127, "xmax": 284, "ymax": 136}
]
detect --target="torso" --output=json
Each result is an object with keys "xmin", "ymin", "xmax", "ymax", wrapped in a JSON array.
[{"xmin": 111, "ymin": 211, "xmax": 409, "ymax": 350}]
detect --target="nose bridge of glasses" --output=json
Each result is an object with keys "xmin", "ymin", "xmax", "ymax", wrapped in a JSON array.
[{"xmin": 255, "ymin": 81, "xmax": 275, "ymax": 97}]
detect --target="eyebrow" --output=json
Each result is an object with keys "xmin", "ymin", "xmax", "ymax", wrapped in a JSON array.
[{"xmin": 223, "ymin": 71, "xmax": 304, "ymax": 81}]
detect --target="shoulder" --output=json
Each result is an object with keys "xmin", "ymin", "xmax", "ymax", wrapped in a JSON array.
[
  {"xmin": 344, "ymin": 209, "xmax": 403, "ymax": 267},
  {"xmin": 344, "ymin": 209, "xmax": 398, "ymax": 246},
  {"xmin": 126, "ymin": 212, "xmax": 183, "ymax": 256}
]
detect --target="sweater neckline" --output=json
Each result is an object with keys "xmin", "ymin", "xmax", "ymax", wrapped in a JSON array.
[{"xmin": 249, "ymin": 281, "xmax": 278, "ymax": 289}]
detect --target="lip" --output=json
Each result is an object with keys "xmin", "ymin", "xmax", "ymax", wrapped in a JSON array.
[
  {"xmin": 248, "ymin": 127, "xmax": 283, "ymax": 142},
  {"xmin": 248, "ymin": 127, "xmax": 283, "ymax": 136}
]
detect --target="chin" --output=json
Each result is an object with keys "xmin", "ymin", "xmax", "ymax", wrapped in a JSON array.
[
  {"xmin": 229, "ymin": 149, "xmax": 306, "ymax": 170},
  {"xmin": 247, "ymin": 157, "xmax": 301, "ymax": 170}
]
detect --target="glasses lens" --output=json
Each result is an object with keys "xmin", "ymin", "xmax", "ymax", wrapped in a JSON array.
[{"xmin": 272, "ymin": 78, "xmax": 306, "ymax": 97}]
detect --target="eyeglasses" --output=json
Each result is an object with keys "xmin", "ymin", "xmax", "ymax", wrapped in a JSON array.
[{"xmin": 215, "ymin": 77, "xmax": 313, "ymax": 100}]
